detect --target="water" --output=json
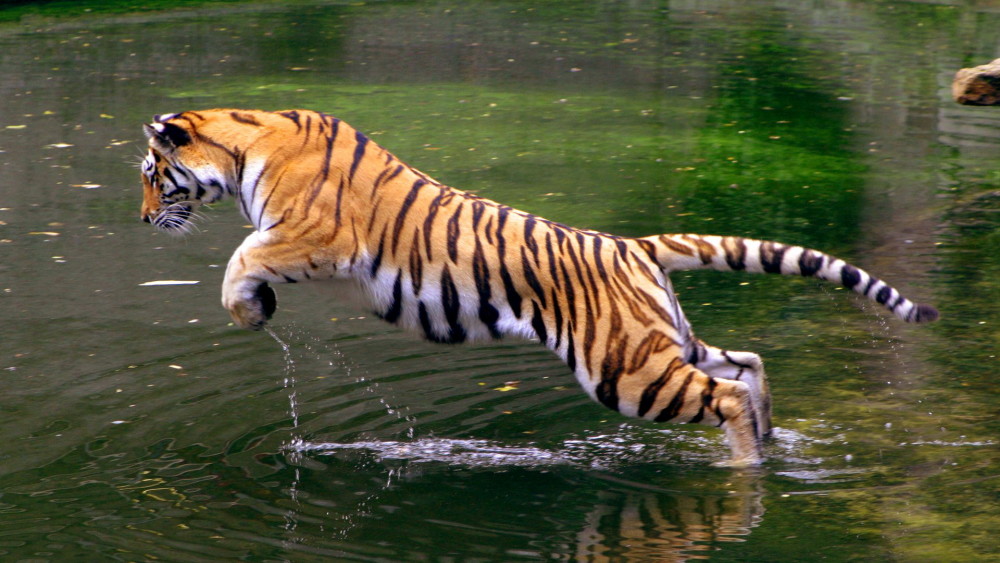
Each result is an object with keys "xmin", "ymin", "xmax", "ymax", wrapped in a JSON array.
[{"xmin": 2, "ymin": 0, "xmax": 999, "ymax": 560}]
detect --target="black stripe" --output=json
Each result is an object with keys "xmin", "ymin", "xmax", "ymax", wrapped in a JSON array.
[
  {"xmin": 565, "ymin": 235, "xmax": 586, "ymax": 288},
  {"xmin": 531, "ymin": 301, "xmax": 548, "ymax": 344},
  {"xmin": 471, "ymin": 201, "xmax": 486, "ymax": 230},
  {"xmin": 559, "ymin": 260, "xmax": 577, "ymax": 328},
  {"xmin": 370, "ymin": 227, "xmax": 386, "ymax": 278},
  {"xmin": 760, "ymin": 242, "xmax": 786, "ymax": 274},
  {"xmin": 639, "ymin": 377, "xmax": 666, "ymax": 418},
  {"xmin": 303, "ymin": 113, "xmax": 313, "ymax": 144},
  {"xmin": 392, "ymin": 179, "xmax": 426, "ymax": 256},
  {"xmin": 524, "ymin": 216, "xmax": 540, "ymax": 265},
  {"xmin": 304, "ymin": 118, "xmax": 340, "ymax": 212},
  {"xmin": 799, "ymin": 249, "xmax": 824, "ymax": 277},
  {"xmin": 409, "ymin": 229, "xmax": 424, "ymax": 293},
  {"xmin": 638, "ymin": 360, "xmax": 681, "ymax": 418},
  {"xmin": 234, "ymin": 151, "xmax": 250, "ymax": 216},
  {"xmin": 592, "ymin": 236, "xmax": 609, "ymax": 283},
  {"xmin": 498, "ymin": 264, "xmax": 522, "ymax": 319},
  {"xmin": 521, "ymin": 248, "xmax": 547, "ymax": 307},
  {"xmin": 863, "ymin": 276, "xmax": 878, "ymax": 296},
  {"xmin": 331, "ymin": 175, "xmax": 348, "ymax": 241},
  {"xmin": 554, "ymin": 226, "xmax": 567, "ymax": 249},
  {"xmin": 423, "ymin": 189, "xmax": 446, "ymax": 261},
  {"xmin": 418, "ymin": 302, "xmax": 436, "ymax": 341},
  {"xmin": 551, "ymin": 288, "xmax": 563, "ymax": 349},
  {"xmin": 159, "ymin": 122, "xmax": 192, "ymax": 147},
  {"xmin": 565, "ymin": 329, "xmax": 576, "ymax": 373},
  {"xmin": 614, "ymin": 238, "xmax": 630, "ymax": 266},
  {"xmin": 689, "ymin": 408, "xmax": 704, "ymax": 424},
  {"xmin": 230, "ymin": 111, "xmax": 261, "ymax": 126},
  {"xmin": 688, "ymin": 377, "xmax": 717, "ymax": 424},
  {"xmin": 162, "ymin": 167, "xmax": 180, "ymax": 189},
  {"xmin": 655, "ymin": 371, "xmax": 695, "ymax": 422},
  {"xmin": 635, "ymin": 238, "xmax": 658, "ymax": 263},
  {"xmin": 473, "ymin": 239, "xmax": 501, "ymax": 338},
  {"xmin": 725, "ymin": 238, "xmax": 747, "ymax": 271},
  {"xmin": 545, "ymin": 232, "xmax": 561, "ymax": 290},
  {"xmin": 576, "ymin": 234, "xmax": 602, "ymax": 316},
  {"xmin": 596, "ymin": 340, "xmax": 624, "ymax": 411},
  {"xmin": 278, "ymin": 110, "xmax": 302, "ymax": 132},
  {"xmin": 841, "ymin": 264, "xmax": 862, "ymax": 288},
  {"xmin": 380, "ymin": 270, "xmax": 404, "ymax": 323},
  {"xmin": 484, "ymin": 217, "xmax": 495, "ymax": 245},
  {"xmin": 495, "ymin": 207, "xmax": 522, "ymax": 319},
  {"xmin": 447, "ymin": 204, "xmax": 463, "ymax": 262},
  {"xmin": 876, "ymin": 285, "xmax": 892, "ymax": 305},
  {"xmin": 349, "ymin": 130, "xmax": 368, "ymax": 181},
  {"xmin": 373, "ymin": 164, "xmax": 404, "ymax": 194},
  {"xmin": 441, "ymin": 266, "xmax": 466, "ymax": 343}
]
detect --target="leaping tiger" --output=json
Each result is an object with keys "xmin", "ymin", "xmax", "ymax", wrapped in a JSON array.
[{"xmin": 139, "ymin": 108, "xmax": 939, "ymax": 466}]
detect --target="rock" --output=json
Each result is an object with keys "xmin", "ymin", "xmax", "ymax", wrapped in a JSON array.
[{"xmin": 953, "ymin": 58, "xmax": 1000, "ymax": 105}]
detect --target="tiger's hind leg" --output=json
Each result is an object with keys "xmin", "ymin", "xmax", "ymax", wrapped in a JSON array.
[
  {"xmin": 689, "ymin": 341, "xmax": 771, "ymax": 437},
  {"xmin": 627, "ymin": 361, "xmax": 763, "ymax": 466}
]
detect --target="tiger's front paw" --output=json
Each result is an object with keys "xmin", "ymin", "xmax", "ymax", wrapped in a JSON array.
[{"xmin": 223, "ymin": 282, "xmax": 277, "ymax": 330}]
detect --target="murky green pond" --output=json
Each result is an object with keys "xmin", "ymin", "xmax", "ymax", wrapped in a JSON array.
[{"xmin": 2, "ymin": 0, "xmax": 999, "ymax": 560}]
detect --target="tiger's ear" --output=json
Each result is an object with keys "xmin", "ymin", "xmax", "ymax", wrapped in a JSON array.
[{"xmin": 143, "ymin": 121, "xmax": 191, "ymax": 154}]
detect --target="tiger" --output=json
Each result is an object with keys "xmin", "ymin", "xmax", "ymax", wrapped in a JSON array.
[{"xmin": 139, "ymin": 108, "xmax": 939, "ymax": 466}]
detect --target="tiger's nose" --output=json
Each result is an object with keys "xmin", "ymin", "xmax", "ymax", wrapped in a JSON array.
[{"xmin": 141, "ymin": 213, "xmax": 152, "ymax": 223}]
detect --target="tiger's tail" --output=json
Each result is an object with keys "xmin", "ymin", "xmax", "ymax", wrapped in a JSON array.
[{"xmin": 639, "ymin": 234, "xmax": 939, "ymax": 323}]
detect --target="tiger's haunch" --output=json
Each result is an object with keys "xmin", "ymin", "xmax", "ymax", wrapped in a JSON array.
[{"xmin": 139, "ymin": 108, "xmax": 939, "ymax": 466}]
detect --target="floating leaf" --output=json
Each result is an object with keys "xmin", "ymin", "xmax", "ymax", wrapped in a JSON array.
[
  {"xmin": 138, "ymin": 280, "xmax": 200, "ymax": 286},
  {"xmin": 28, "ymin": 231, "xmax": 59, "ymax": 236}
]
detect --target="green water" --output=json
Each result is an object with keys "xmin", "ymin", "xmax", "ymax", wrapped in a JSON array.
[{"xmin": 1, "ymin": 1, "xmax": 999, "ymax": 560}]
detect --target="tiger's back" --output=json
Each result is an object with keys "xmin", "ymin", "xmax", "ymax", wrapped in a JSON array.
[{"xmin": 140, "ymin": 108, "xmax": 938, "ymax": 465}]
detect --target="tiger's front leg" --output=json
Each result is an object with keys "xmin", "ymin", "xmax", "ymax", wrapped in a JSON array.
[{"xmin": 221, "ymin": 232, "xmax": 293, "ymax": 330}]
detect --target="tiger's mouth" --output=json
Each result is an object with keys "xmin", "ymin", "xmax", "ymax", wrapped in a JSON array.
[{"xmin": 149, "ymin": 203, "xmax": 195, "ymax": 234}]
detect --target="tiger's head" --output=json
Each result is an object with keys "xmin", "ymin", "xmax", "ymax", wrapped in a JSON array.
[{"xmin": 140, "ymin": 112, "xmax": 234, "ymax": 234}]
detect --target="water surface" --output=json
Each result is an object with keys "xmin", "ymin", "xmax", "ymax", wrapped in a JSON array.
[{"xmin": 1, "ymin": 1, "xmax": 999, "ymax": 560}]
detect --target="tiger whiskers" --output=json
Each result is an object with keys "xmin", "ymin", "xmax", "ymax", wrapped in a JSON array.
[
  {"xmin": 152, "ymin": 202, "xmax": 205, "ymax": 236},
  {"xmin": 129, "ymin": 148, "xmax": 152, "ymax": 168}
]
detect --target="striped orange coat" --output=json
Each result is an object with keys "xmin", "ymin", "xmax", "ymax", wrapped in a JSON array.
[{"xmin": 140, "ymin": 109, "xmax": 938, "ymax": 465}]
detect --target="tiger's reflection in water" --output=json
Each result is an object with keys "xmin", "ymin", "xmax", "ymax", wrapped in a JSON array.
[{"xmin": 572, "ymin": 476, "xmax": 764, "ymax": 562}]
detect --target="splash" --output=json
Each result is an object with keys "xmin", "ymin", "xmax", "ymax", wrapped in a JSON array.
[
  {"xmin": 266, "ymin": 325, "xmax": 417, "ymax": 441},
  {"xmin": 285, "ymin": 425, "xmax": 721, "ymax": 470},
  {"xmin": 266, "ymin": 326, "xmax": 300, "ymax": 428},
  {"xmin": 289, "ymin": 437, "xmax": 575, "ymax": 468}
]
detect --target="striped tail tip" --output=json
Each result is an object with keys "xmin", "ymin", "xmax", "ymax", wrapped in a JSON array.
[{"xmin": 909, "ymin": 303, "xmax": 940, "ymax": 323}]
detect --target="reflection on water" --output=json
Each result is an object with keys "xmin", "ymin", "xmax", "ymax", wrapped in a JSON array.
[
  {"xmin": 2, "ymin": 0, "xmax": 1000, "ymax": 560},
  {"xmin": 573, "ymin": 486, "xmax": 763, "ymax": 562},
  {"xmin": 286, "ymin": 433, "xmax": 766, "ymax": 562}
]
